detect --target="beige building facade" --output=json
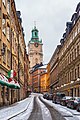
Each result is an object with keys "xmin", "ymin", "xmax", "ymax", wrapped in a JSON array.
[
  {"xmin": 49, "ymin": 3, "xmax": 80, "ymax": 97},
  {"xmin": 0, "ymin": 0, "xmax": 29, "ymax": 106}
]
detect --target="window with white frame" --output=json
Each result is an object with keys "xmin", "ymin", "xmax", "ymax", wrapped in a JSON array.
[
  {"xmin": 2, "ymin": 17, "xmax": 6, "ymax": 35},
  {"xmin": 7, "ymin": 25, "xmax": 10, "ymax": 41},
  {"xmin": 7, "ymin": 0, "xmax": 10, "ymax": 14}
]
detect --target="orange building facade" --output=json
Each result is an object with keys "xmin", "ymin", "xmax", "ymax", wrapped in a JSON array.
[
  {"xmin": 30, "ymin": 64, "xmax": 46, "ymax": 93},
  {"xmin": 40, "ymin": 64, "xmax": 50, "ymax": 93},
  {"xmin": 40, "ymin": 72, "xmax": 47, "ymax": 93},
  {"xmin": 46, "ymin": 63, "xmax": 50, "ymax": 92}
]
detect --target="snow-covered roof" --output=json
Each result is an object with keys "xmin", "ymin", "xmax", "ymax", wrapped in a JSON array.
[{"xmin": 39, "ymin": 64, "xmax": 47, "ymax": 69}]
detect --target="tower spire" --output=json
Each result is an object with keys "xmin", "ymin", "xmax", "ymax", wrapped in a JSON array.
[{"xmin": 34, "ymin": 21, "xmax": 36, "ymax": 29}]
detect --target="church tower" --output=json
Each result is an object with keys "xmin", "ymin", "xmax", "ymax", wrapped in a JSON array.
[{"xmin": 28, "ymin": 25, "xmax": 43, "ymax": 69}]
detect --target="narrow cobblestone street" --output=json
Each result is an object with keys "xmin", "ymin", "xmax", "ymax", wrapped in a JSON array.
[
  {"xmin": 28, "ymin": 95, "xmax": 65, "ymax": 120},
  {"xmin": 0, "ymin": 94, "xmax": 80, "ymax": 120},
  {"xmin": 28, "ymin": 97, "xmax": 43, "ymax": 120}
]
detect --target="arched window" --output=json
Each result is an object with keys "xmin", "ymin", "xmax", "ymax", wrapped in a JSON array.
[{"xmin": 35, "ymin": 32, "xmax": 37, "ymax": 37}]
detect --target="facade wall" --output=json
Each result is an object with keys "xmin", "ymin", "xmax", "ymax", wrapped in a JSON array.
[
  {"xmin": 46, "ymin": 63, "xmax": 50, "ymax": 92},
  {"xmin": 32, "ymin": 69, "xmax": 39, "ymax": 92},
  {"xmin": 0, "ymin": 0, "xmax": 13, "ymax": 106},
  {"xmin": 0, "ymin": 0, "xmax": 29, "ymax": 106},
  {"xmin": 24, "ymin": 53, "xmax": 29, "ymax": 98},
  {"xmin": 31, "ymin": 67, "xmax": 46, "ymax": 93},
  {"xmin": 11, "ymin": 0, "xmax": 19, "ymax": 103},
  {"xmin": 58, "ymin": 18, "xmax": 80, "ymax": 96},
  {"xmin": 49, "ymin": 3, "xmax": 80, "ymax": 97},
  {"xmin": 49, "ymin": 45, "xmax": 60, "ymax": 93},
  {"xmin": 40, "ymin": 73, "xmax": 47, "ymax": 93},
  {"xmin": 18, "ymin": 27, "xmax": 25, "ymax": 101},
  {"xmin": 29, "ymin": 71, "xmax": 32, "ymax": 92}
]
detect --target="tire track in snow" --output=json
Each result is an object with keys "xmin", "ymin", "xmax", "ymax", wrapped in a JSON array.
[{"xmin": 36, "ymin": 96, "xmax": 52, "ymax": 120}]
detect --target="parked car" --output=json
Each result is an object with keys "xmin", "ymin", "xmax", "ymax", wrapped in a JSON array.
[
  {"xmin": 60, "ymin": 96, "xmax": 72, "ymax": 106},
  {"xmin": 43, "ymin": 93, "xmax": 53, "ymax": 100},
  {"xmin": 43, "ymin": 93, "xmax": 49, "ymax": 99},
  {"xmin": 76, "ymin": 103, "xmax": 80, "ymax": 112},
  {"xmin": 67, "ymin": 97, "xmax": 80, "ymax": 109},
  {"xmin": 47, "ymin": 93, "xmax": 53, "ymax": 100},
  {"xmin": 52, "ymin": 92, "xmax": 65, "ymax": 104}
]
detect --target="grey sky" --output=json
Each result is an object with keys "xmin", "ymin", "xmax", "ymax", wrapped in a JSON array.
[{"xmin": 15, "ymin": 0, "xmax": 79, "ymax": 64}]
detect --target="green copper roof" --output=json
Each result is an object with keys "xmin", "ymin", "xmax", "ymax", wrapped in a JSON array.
[
  {"xmin": 29, "ymin": 26, "xmax": 42, "ymax": 44},
  {"xmin": 32, "ymin": 26, "xmax": 38, "ymax": 32},
  {"xmin": 29, "ymin": 39, "xmax": 42, "ymax": 44}
]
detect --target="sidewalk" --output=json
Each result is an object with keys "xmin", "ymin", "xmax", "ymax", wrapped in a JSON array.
[{"xmin": 0, "ymin": 94, "xmax": 34, "ymax": 120}]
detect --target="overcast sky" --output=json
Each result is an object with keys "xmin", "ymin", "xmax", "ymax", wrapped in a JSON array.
[{"xmin": 15, "ymin": 0, "xmax": 79, "ymax": 64}]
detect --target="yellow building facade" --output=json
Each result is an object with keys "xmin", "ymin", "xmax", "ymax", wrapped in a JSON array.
[
  {"xmin": 0, "ymin": 0, "xmax": 29, "ymax": 106},
  {"xmin": 46, "ymin": 63, "xmax": 50, "ymax": 92},
  {"xmin": 40, "ymin": 72, "xmax": 47, "ymax": 93},
  {"xmin": 40, "ymin": 64, "xmax": 50, "ymax": 93}
]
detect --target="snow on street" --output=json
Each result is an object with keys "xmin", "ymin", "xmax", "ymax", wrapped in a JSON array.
[
  {"xmin": 0, "ymin": 94, "xmax": 34, "ymax": 120},
  {"xmin": 1, "ymin": 93, "xmax": 80, "ymax": 120},
  {"xmin": 10, "ymin": 95, "xmax": 34, "ymax": 120}
]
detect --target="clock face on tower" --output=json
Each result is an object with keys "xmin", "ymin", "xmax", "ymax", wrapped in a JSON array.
[{"xmin": 34, "ymin": 42, "xmax": 39, "ymax": 47}]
